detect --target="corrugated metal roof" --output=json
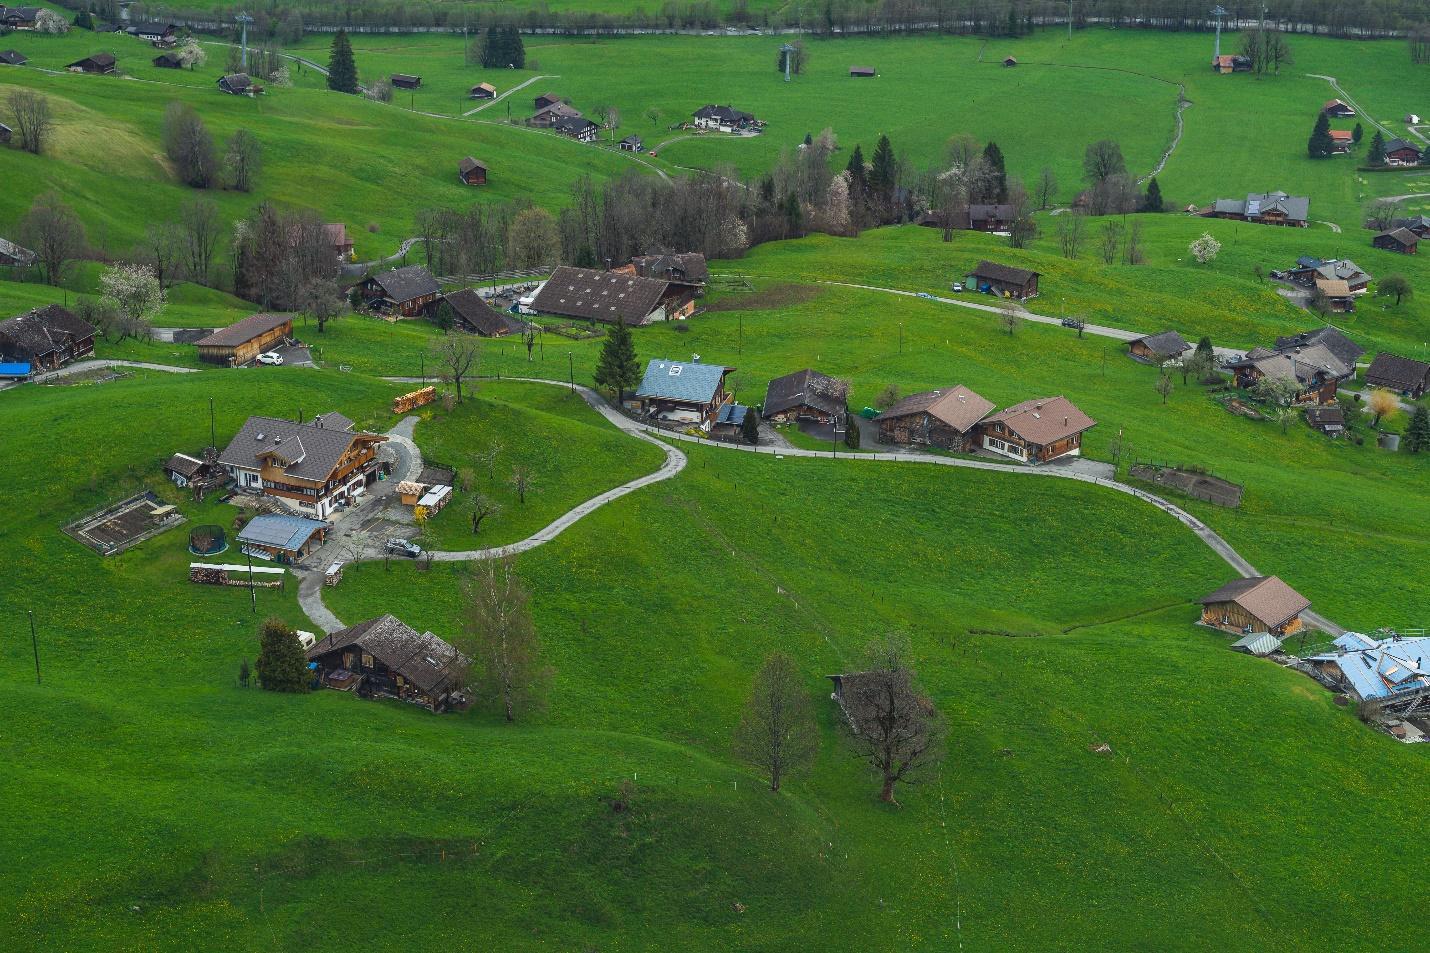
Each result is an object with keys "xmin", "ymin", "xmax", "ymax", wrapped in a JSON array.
[
  {"xmin": 236, "ymin": 514, "xmax": 327, "ymax": 552},
  {"xmin": 1231, "ymin": 633, "xmax": 1281, "ymax": 656}
]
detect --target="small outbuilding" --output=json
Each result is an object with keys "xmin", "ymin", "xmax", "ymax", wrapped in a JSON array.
[
  {"xmin": 218, "ymin": 73, "xmax": 261, "ymax": 95},
  {"xmin": 1322, "ymin": 98, "xmax": 1355, "ymax": 117},
  {"xmin": 68, "ymin": 53, "xmax": 116, "ymax": 74},
  {"xmin": 236, "ymin": 513, "xmax": 329, "ymax": 562},
  {"xmin": 1304, "ymin": 405, "xmax": 1345, "ymax": 437},
  {"xmin": 1372, "ymin": 227, "xmax": 1419, "ymax": 255},
  {"xmin": 849, "ymin": 65, "xmax": 876, "ymax": 77},
  {"xmin": 619, "ymin": 134, "xmax": 644, "ymax": 152},
  {"xmin": 458, "ymin": 156, "xmax": 488, "ymax": 186},
  {"xmin": 391, "ymin": 73, "xmax": 421, "ymax": 89},
  {"xmin": 193, "ymin": 313, "xmax": 293, "ymax": 366},
  {"xmin": 1128, "ymin": 330, "xmax": 1191, "ymax": 364},
  {"xmin": 442, "ymin": 288, "xmax": 525, "ymax": 337},
  {"xmin": 1197, "ymin": 575, "xmax": 1311, "ymax": 637},
  {"xmin": 1003, "ymin": 56, "xmax": 1017, "ymax": 67},
  {"xmin": 966, "ymin": 260, "xmax": 1040, "ymax": 299},
  {"xmin": 1230, "ymin": 633, "xmax": 1282, "ymax": 656},
  {"xmin": 0, "ymin": 50, "xmax": 28, "ymax": 66},
  {"xmin": 153, "ymin": 51, "xmax": 183, "ymax": 68},
  {"xmin": 470, "ymin": 82, "xmax": 496, "ymax": 99}
]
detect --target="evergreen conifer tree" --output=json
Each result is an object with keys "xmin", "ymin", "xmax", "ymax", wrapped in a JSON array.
[
  {"xmin": 594, "ymin": 320, "xmax": 640, "ymax": 402},
  {"xmin": 1142, "ymin": 176, "xmax": 1164, "ymax": 212},
  {"xmin": 256, "ymin": 618, "xmax": 310, "ymax": 692},
  {"xmin": 741, "ymin": 406, "xmax": 761, "ymax": 444},
  {"xmin": 1307, "ymin": 112, "xmax": 1334, "ymax": 159},
  {"xmin": 327, "ymin": 29, "xmax": 358, "ymax": 94},
  {"xmin": 870, "ymin": 135, "xmax": 897, "ymax": 199},
  {"xmin": 982, "ymin": 141, "xmax": 1007, "ymax": 202},
  {"xmin": 1367, "ymin": 130, "xmax": 1387, "ymax": 166},
  {"xmin": 1405, "ymin": 405, "xmax": 1430, "ymax": 454}
]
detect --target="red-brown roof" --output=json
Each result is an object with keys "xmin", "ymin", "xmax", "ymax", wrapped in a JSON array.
[
  {"xmin": 1198, "ymin": 576, "xmax": 1310, "ymax": 629},
  {"xmin": 194, "ymin": 313, "xmax": 291, "ymax": 348},
  {"xmin": 981, "ymin": 396, "xmax": 1094, "ymax": 445}
]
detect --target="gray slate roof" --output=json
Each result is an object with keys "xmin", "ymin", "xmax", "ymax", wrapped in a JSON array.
[
  {"xmin": 694, "ymin": 104, "xmax": 756, "ymax": 124},
  {"xmin": 1132, "ymin": 330, "xmax": 1191, "ymax": 358},
  {"xmin": 219, "ymin": 413, "xmax": 379, "ymax": 481},
  {"xmin": 237, "ymin": 513, "xmax": 327, "ymax": 551},
  {"xmin": 1216, "ymin": 191, "xmax": 1309, "ymax": 223},
  {"xmin": 193, "ymin": 312, "xmax": 290, "ymax": 349},
  {"xmin": 531, "ymin": 266, "xmax": 668, "ymax": 324},
  {"xmin": 443, "ymin": 288, "xmax": 524, "ymax": 337},
  {"xmin": 0, "ymin": 305, "xmax": 96, "ymax": 359},
  {"xmin": 0, "ymin": 50, "xmax": 28, "ymax": 65},
  {"xmin": 372, "ymin": 265, "xmax": 440, "ymax": 304},
  {"xmin": 1272, "ymin": 326, "xmax": 1364, "ymax": 369},
  {"xmin": 1375, "ymin": 227, "xmax": 1419, "ymax": 248},
  {"xmin": 1365, "ymin": 352, "xmax": 1430, "ymax": 392},
  {"xmin": 0, "ymin": 236, "xmax": 36, "ymax": 265},
  {"xmin": 764, "ymin": 368, "xmax": 848, "ymax": 418},
  {"xmin": 307, "ymin": 614, "xmax": 468, "ymax": 695},
  {"xmin": 637, "ymin": 358, "xmax": 729, "ymax": 403},
  {"xmin": 628, "ymin": 253, "xmax": 709, "ymax": 284}
]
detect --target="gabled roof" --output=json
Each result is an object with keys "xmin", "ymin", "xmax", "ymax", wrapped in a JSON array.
[
  {"xmin": 636, "ymin": 358, "xmax": 729, "ymax": 404},
  {"xmin": 764, "ymin": 368, "xmax": 849, "ymax": 418},
  {"xmin": 70, "ymin": 53, "xmax": 116, "ymax": 68},
  {"xmin": 307, "ymin": 614, "xmax": 468, "ymax": 695},
  {"xmin": 694, "ymin": 104, "xmax": 755, "ymax": 123},
  {"xmin": 1132, "ymin": 330, "xmax": 1190, "ymax": 357},
  {"xmin": 194, "ymin": 312, "xmax": 291, "ymax": 349},
  {"xmin": 371, "ymin": 264, "xmax": 440, "ymax": 304},
  {"xmin": 1375, "ymin": 227, "xmax": 1419, "ymax": 248},
  {"xmin": 1305, "ymin": 405, "xmax": 1344, "ymax": 429},
  {"xmin": 1295, "ymin": 258, "xmax": 1370, "ymax": 285},
  {"xmin": 443, "ymin": 288, "xmax": 524, "ymax": 337},
  {"xmin": 0, "ymin": 305, "xmax": 96, "ymax": 357},
  {"xmin": 0, "ymin": 236, "xmax": 36, "ymax": 265},
  {"xmin": 1315, "ymin": 278, "xmax": 1351, "ymax": 298},
  {"xmin": 967, "ymin": 259, "xmax": 1039, "ymax": 285},
  {"xmin": 1365, "ymin": 352, "xmax": 1430, "ymax": 391},
  {"xmin": 554, "ymin": 114, "xmax": 598, "ymax": 135},
  {"xmin": 1231, "ymin": 632, "xmax": 1282, "ymax": 656},
  {"xmin": 219, "ymin": 72, "xmax": 252, "ymax": 89},
  {"xmin": 880, "ymin": 385, "xmax": 993, "ymax": 434},
  {"xmin": 164, "ymin": 452, "xmax": 206, "ymax": 477},
  {"xmin": 1382, "ymin": 138, "xmax": 1423, "ymax": 155},
  {"xmin": 530, "ymin": 266, "xmax": 668, "ymax": 324},
  {"xmin": 153, "ymin": 51, "xmax": 183, "ymax": 66},
  {"xmin": 471, "ymin": 82, "xmax": 496, "ymax": 94},
  {"xmin": 237, "ymin": 513, "xmax": 327, "ymax": 552},
  {"xmin": 1273, "ymin": 326, "xmax": 1363, "ymax": 368},
  {"xmin": 458, "ymin": 156, "xmax": 488, "ymax": 174},
  {"xmin": 0, "ymin": 50, "xmax": 28, "ymax": 65},
  {"xmin": 1198, "ymin": 575, "xmax": 1310, "ymax": 629},
  {"xmin": 1313, "ymin": 633, "xmax": 1430, "ymax": 701},
  {"xmin": 627, "ymin": 252, "xmax": 708, "ymax": 284},
  {"xmin": 534, "ymin": 101, "xmax": 581, "ymax": 120},
  {"xmin": 391, "ymin": 72, "xmax": 420, "ymax": 83},
  {"xmin": 981, "ymin": 395, "xmax": 1095, "ymax": 445},
  {"xmin": 219, "ymin": 414, "xmax": 383, "ymax": 481}
]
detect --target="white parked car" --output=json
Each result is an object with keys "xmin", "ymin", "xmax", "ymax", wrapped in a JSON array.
[{"xmin": 256, "ymin": 351, "xmax": 284, "ymax": 366}]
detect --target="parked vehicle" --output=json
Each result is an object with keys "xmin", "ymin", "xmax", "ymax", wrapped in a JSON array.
[
  {"xmin": 256, "ymin": 351, "xmax": 284, "ymax": 366},
  {"xmin": 949, "ymin": 282, "xmax": 965, "ymax": 292},
  {"xmin": 917, "ymin": 292, "xmax": 934, "ymax": 299},
  {"xmin": 386, "ymin": 537, "xmax": 422, "ymax": 558},
  {"xmin": 1060, "ymin": 318, "xmax": 1085, "ymax": 330}
]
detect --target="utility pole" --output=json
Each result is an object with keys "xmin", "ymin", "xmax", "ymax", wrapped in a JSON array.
[
  {"xmin": 1211, "ymin": 5, "xmax": 1227, "ymax": 60},
  {"xmin": 246, "ymin": 552, "xmax": 257, "ymax": 613},
  {"xmin": 1068, "ymin": 0, "xmax": 1073, "ymax": 39},
  {"xmin": 28, "ymin": 610, "xmax": 40, "ymax": 685},
  {"xmin": 568, "ymin": 352, "xmax": 574, "ymax": 393},
  {"xmin": 208, "ymin": 396, "xmax": 217, "ymax": 451},
  {"xmin": 738, "ymin": 313, "xmax": 743, "ymax": 354},
  {"xmin": 236, "ymin": 12, "xmax": 254, "ymax": 70}
]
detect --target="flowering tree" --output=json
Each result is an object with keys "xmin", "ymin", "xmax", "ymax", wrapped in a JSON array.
[
  {"xmin": 177, "ymin": 37, "xmax": 207, "ymax": 70},
  {"xmin": 100, "ymin": 263, "xmax": 166, "ymax": 340},
  {"xmin": 35, "ymin": 9, "xmax": 70, "ymax": 33},
  {"xmin": 1189, "ymin": 233, "xmax": 1222, "ymax": 264}
]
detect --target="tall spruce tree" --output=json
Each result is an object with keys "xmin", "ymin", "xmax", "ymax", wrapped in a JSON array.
[
  {"xmin": 1142, "ymin": 176, "xmax": 1164, "ymax": 212},
  {"xmin": 1307, "ymin": 112, "xmax": 1334, "ymax": 159},
  {"xmin": 505, "ymin": 27, "xmax": 526, "ymax": 68},
  {"xmin": 594, "ymin": 319, "xmax": 640, "ymax": 402},
  {"xmin": 982, "ymin": 141, "xmax": 1007, "ymax": 203},
  {"xmin": 1352, "ymin": 122, "xmax": 1363, "ymax": 144},
  {"xmin": 869, "ymin": 134, "xmax": 897, "ymax": 199},
  {"xmin": 741, "ymin": 405, "xmax": 761, "ymax": 444},
  {"xmin": 256, "ymin": 618, "xmax": 310, "ymax": 692},
  {"xmin": 846, "ymin": 144, "xmax": 867, "ymax": 192},
  {"xmin": 1406, "ymin": 405, "xmax": 1430, "ymax": 454},
  {"xmin": 1367, "ymin": 130, "xmax": 1387, "ymax": 166},
  {"xmin": 327, "ymin": 29, "xmax": 358, "ymax": 94}
]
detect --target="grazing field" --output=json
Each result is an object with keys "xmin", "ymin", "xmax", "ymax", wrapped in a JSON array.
[{"xmin": 4, "ymin": 367, "xmax": 1428, "ymax": 950}]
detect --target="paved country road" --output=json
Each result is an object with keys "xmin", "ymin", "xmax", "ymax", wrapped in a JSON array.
[{"xmin": 298, "ymin": 377, "xmax": 1343, "ymax": 638}]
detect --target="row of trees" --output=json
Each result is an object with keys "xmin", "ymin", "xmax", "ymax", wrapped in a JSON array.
[{"xmin": 473, "ymin": 26, "xmax": 526, "ymax": 68}]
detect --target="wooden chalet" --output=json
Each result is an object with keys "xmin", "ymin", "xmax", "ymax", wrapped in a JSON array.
[
  {"xmin": 390, "ymin": 73, "xmax": 421, "ymax": 89},
  {"xmin": 616, "ymin": 252, "xmax": 709, "ymax": 296},
  {"xmin": 458, "ymin": 156, "xmax": 488, "ymax": 185},
  {"xmin": 307, "ymin": 614, "xmax": 469, "ymax": 713},
  {"xmin": 1372, "ymin": 227, "xmax": 1419, "ymax": 255},
  {"xmin": 1230, "ymin": 329, "xmax": 1361, "ymax": 405},
  {"xmin": 1383, "ymin": 139, "xmax": 1423, "ymax": 167},
  {"xmin": 362, "ymin": 265, "xmax": 441, "ymax": 317},
  {"xmin": 966, "ymin": 260, "xmax": 1040, "ymax": 299},
  {"xmin": 0, "ymin": 237, "xmax": 33, "ymax": 268},
  {"xmin": 533, "ymin": 91, "xmax": 563, "ymax": 110},
  {"xmin": 876, "ymin": 385, "xmax": 993, "ymax": 451},
  {"xmin": 219, "ymin": 411, "xmax": 387, "ymax": 519},
  {"xmin": 1128, "ymin": 330, "xmax": 1190, "ymax": 364},
  {"xmin": 469, "ymin": 82, "xmax": 496, "ymax": 99},
  {"xmin": 1198, "ymin": 575, "xmax": 1310, "ymax": 636},
  {"xmin": 235, "ymin": 513, "xmax": 328, "ymax": 563},
  {"xmin": 1323, "ymin": 99, "xmax": 1355, "ymax": 117},
  {"xmin": 1364, "ymin": 352, "xmax": 1430, "ymax": 398},
  {"xmin": 978, "ymin": 395, "xmax": 1095, "ymax": 464},
  {"xmin": 193, "ymin": 313, "xmax": 293, "ymax": 366},
  {"xmin": 1212, "ymin": 54, "xmax": 1251, "ymax": 72},
  {"xmin": 0, "ymin": 7, "xmax": 39, "ymax": 29},
  {"xmin": 692, "ymin": 104, "xmax": 759, "ymax": 132},
  {"xmin": 0, "ymin": 305, "xmax": 96, "ymax": 371},
  {"xmin": 1314, "ymin": 278, "xmax": 1356, "ymax": 313},
  {"xmin": 152, "ymin": 51, "xmax": 183, "ymax": 68},
  {"xmin": 1288, "ymin": 256, "xmax": 1371, "ymax": 293},
  {"xmin": 619, "ymin": 134, "xmax": 644, "ymax": 152},
  {"xmin": 127, "ymin": 21, "xmax": 177, "ymax": 44},
  {"xmin": 529, "ymin": 101, "xmax": 580, "ymax": 128},
  {"xmin": 763, "ymin": 369, "xmax": 849, "ymax": 425},
  {"xmin": 850, "ymin": 65, "xmax": 876, "ymax": 77},
  {"xmin": 553, "ymin": 115, "xmax": 599, "ymax": 142},
  {"xmin": 442, "ymin": 288, "xmax": 525, "ymax": 337},
  {"xmin": 1328, "ymin": 129, "xmax": 1353, "ymax": 154},
  {"xmin": 218, "ymin": 73, "xmax": 262, "ymax": 95},
  {"xmin": 1391, "ymin": 215, "xmax": 1430, "ymax": 239},
  {"xmin": 67, "ymin": 53, "xmax": 116, "ymax": 74},
  {"xmin": 0, "ymin": 50, "xmax": 29, "ymax": 66},
  {"xmin": 1206, "ymin": 191, "xmax": 1309, "ymax": 227},
  {"xmin": 530, "ymin": 266, "xmax": 690, "ymax": 325},
  {"xmin": 634, "ymin": 358, "xmax": 733, "ymax": 430}
]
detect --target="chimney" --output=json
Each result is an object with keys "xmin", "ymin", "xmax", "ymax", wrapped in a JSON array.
[{"xmin": 1064, "ymin": 416, "xmax": 1069, "ymax": 426}]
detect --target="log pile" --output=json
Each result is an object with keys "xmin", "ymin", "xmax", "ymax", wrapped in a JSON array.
[{"xmin": 392, "ymin": 386, "xmax": 436, "ymax": 414}]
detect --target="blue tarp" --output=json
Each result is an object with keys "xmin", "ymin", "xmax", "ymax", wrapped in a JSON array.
[{"xmin": 0, "ymin": 362, "xmax": 31, "ymax": 378}]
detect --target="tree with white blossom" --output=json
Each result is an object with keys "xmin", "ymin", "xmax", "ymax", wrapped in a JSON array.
[
  {"xmin": 100, "ymin": 263, "xmax": 166, "ymax": 340},
  {"xmin": 1189, "ymin": 233, "xmax": 1222, "ymax": 264}
]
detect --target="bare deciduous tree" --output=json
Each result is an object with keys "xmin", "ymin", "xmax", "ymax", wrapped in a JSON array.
[
  {"xmin": 1056, "ymin": 213, "xmax": 1085, "ymax": 259},
  {"xmin": 458, "ymin": 559, "xmax": 549, "ymax": 722},
  {"xmin": 506, "ymin": 207, "xmax": 560, "ymax": 269},
  {"xmin": 1156, "ymin": 370, "xmax": 1174, "ymax": 404},
  {"xmin": 7, "ymin": 88, "xmax": 53, "ymax": 155},
  {"xmin": 298, "ymin": 276, "xmax": 343, "ymax": 333},
  {"xmin": 478, "ymin": 441, "xmax": 504, "ymax": 480},
  {"xmin": 733, "ymin": 652, "xmax": 818, "ymax": 793},
  {"xmin": 162, "ymin": 101, "xmax": 218, "ymax": 188},
  {"xmin": 1035, "ymin": 166, "xmax": 1058, "ymax": 209},
  {"xmin": 1123, "ymin": 219, "xmax": 1144, "ymax": 265},
  {"xmin": 180, "ymin": 197, "xmax": 221, "ymax": 286},
  {"xmin": 20, "ymin": 191, "xmax": 86, "ymax": 286},
  {"xmin": 508, "ymin": 464, "xmax": 534, "ymax": 504},
  {"xmin": 138, "ymin": 222, "xmax": 186, "ymax": 288},
  {"xmin": 998, "ymin": 299, "xmax": 1024, "ymax": 335},
  {"xmin": 469, "ymin": 493, "xmax": 500, "ymax": 534},
  {"xmin": 1099, "ymin": 220, "xmax": 1123, "ymax": 265},
  {"xmin": 842, "ymin": 637, "xmax": 945, "ymax": 804},
  {"xmin": 224, "ymin": 129, "xmax": 262, "ymax": 192},
  {"xmin": 430, "ymin": 329, "xmax": 480, "ymax": 403}
]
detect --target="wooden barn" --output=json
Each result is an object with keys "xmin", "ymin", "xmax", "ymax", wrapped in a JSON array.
[
  {"xmin": 850, "ymin": 65, "xmax": 876, "ymax": 77},
  {"xmin": 218, "ymin": 73, "xmax": 262, "ymax": 95},
  {"xmin": 966, "ymin": 260, "xmax": 1040, "ymax": 299},
  {"xmin": 978, "ymin": 395, "xmax": 1096, "ymax": 464},
  {"xmin": 763, "ymin": 368, "xmax": 850, "ymax": 425},
  {"xmin": 67, "ymin": 53, "xmax": 116, "ymax": 74},
  {"xmin": 1128, "ymin": 330, "xmax": 1190, "ymax": 364},
  {"xmin": 534, "ymin": 91, "xmax": 563, "ymax": 110},
  {"xmin": 1372, "ymin": 227, "xmax": 1419, "ymax": 255},
  {"xmin": 391, "ymin": 73, "xmax": 421, "ymax": 89},
  {"xmin": 458, "ymin": 156, "xmax": 488, "ymax": 186},
  {"xmin": 362, "ymin": 265, "xmax": 442, "ymax": 317},
  {"xmin": 1364, "ymin": 353, "xmax": 1430, "ymax": 398},
  {"xmin": 876, "ymin": 385, "xmax": 993, "ymax": 451},
  {"xmin": 1322, "ymin": 98, "xmax": 1355, "ymax": 117},
  {"xmin": 0, "ymin": 305, "xmax": 96, "ymax": 371},
  {"xmin": 307, "ymin": 615, "xmax": 468, "ymax": 713},
  {"xmin": 1198, "ymin": 575, "xmax": 1310, "ymax": 636},
  {"xmin": 442, "ymin": 288, "xmax": 525, "ymax": 337},
  {"xmin": 193, "ymin": 313, "xmax": 293, "ymax": 366},
  {"xmin": 1383, "ymin": 139, "xmax": 1424, "ymax": 167},
  {"xmin": 470, "ymin": 82, "xmax": 496, "ymax": 99}
]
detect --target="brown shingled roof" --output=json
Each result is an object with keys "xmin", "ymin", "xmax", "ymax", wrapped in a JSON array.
[
  {"xmin": 193, "ymin": 313, "xmax": 291, "ymax": 349},
  {"xmin": 880, "ymin": 384, "xmax": 993, "ymax": 433},
  {"xmin": 981, "ymin": 396, "xmax": 1095, "ymax": 445},
  {"xmin": 1198, "ymin": 576, "xmax": 1311, "ymax": 630}
]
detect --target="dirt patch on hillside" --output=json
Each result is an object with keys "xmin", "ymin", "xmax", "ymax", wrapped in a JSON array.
[{"xmin": 705, "ymin": 283, "xmax": 824, "ymax": 312}]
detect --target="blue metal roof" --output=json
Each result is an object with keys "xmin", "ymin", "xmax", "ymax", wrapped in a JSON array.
[
  {"xmin": 1296, "ymin": 255, "xmax": 1323, "ymax": 269},
  {"xmin": 1322, "ymin": 635, "xmax": 1430, "ymax": 700},
  {"xmin": 636, "ymin": 359, "xmax": 727, "ymax": 403},
  {"xmin": 0, "ymin": 362, "xmax": 31, "ymax": 377},
  {"xmin": 237, "ymin": 514, "xmax": 328, "ymax": 552},
  {"xmin": 716, "ymin": 403, "xmax": 748, "ymax": 426}
]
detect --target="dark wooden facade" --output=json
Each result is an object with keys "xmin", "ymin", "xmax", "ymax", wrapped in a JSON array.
[
  {"xmin": 1199, "ymin": 601, "xmax": 1305, "ymax": 637},
  {"xmin": 979, "ymin": 419, "xmax": 1084, "ymax": 463}
]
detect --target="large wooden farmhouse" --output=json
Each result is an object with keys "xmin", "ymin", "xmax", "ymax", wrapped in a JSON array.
[
  {"xmin": 361, "ymin": 265, "xmax": 442, "ymax": 317},
  {"xmin": 966, "ymin": 260, "xmax": 1040, "ymax": 299},
  {"xmin": 0, "ymin": 305, "xmax": 96, "ymax": 372},
  {"xmin": 442, "ymin": 288, "xmax": 525, "ymax": 337},
  {"xmin": 876, "ymin": 385, "xmax": 993, "ymax": 451},
  {"xmin": 219, "ymin": 412, "xmax": 387, "ymax": 519},
  {"xmin": 633, "ymin": 358, "xmax": 733, "ymax": 429},
  {"xmin": 1382, "ymin": 139, "xmax": 1424, "ymax": 167},
  {"xmin": 692, "ymin": 104, "xmax": 760, "ymax": 132},
  {"xmin": 193, "ymin": 313, "xmax": 293, "ymax": 366},
  {"xmin": 1229, "ymin": 326, "xmax": 1362, "ymax": 404},
  {"xmin": 979, "ymin": 396, "xmax": 1095, "ymax": 464},
  {"xmin": 307, "ymin": 614, "xmax": 469, "ymax": 713},
  {"xmin": 617, "ymin": 253, "xmax": 709, "ymax": 296},
  {"xmin": 530, "ymin": 266, "xmax": 693, "ymax": 325},
  {"xmin": 1364, "ymin": 353, "xmax": 1430, "ymax": 398},
  {"xmin": 1372, "ymin": 227, "xmax": 1419, "ymax": 255},
  {"xmin": 763, "ymin": 368, "xmax": 849, "ymax": 425},
  {"xmin": 1206, "ymin": 191, "xmax": 1309, "ymax": 227},
  {"xmin": 1198, "ymin": 575, "xmax": 1311, "ymax": 636}
]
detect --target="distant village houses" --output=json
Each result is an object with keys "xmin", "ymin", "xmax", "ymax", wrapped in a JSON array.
[
  {"xmin": 1228, "ymin": 326, "xmax": 1362, "ymax": 404},
  {"xmin": 1206, "ymin": 191, "xmax": 1309, "ymax": 227}
]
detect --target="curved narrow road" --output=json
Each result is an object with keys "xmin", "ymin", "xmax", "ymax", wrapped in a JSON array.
[
  {"xmin": 462, "ymin": 74, "xmax": 556, "ymax": 116},
  {"xmin": 299, "ymin": 377, "xmax": 1342, "ymax": 637}
]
